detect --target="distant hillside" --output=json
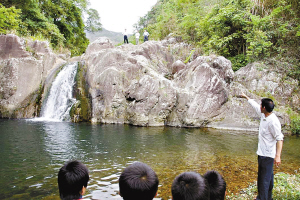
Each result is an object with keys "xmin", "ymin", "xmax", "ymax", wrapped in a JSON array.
[{"xmin": 86, "ymin": 28, "xmax": 124, "ymax": 45}]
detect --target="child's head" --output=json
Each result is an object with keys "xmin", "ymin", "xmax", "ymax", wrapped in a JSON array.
[
  {"xmin": 171, "ymin": 172, "xmax": 210, "ymax": 200},
  {"xmin": 119, "ymin": 162, "xmax": 159, "ymax": 200},
  {"xmin": 203, "ymin": 170, "xmax": 226, "ymax": 200},
  {"xmin": 58, "ymin": 160, "xmax": 89, "ymax": 200}
]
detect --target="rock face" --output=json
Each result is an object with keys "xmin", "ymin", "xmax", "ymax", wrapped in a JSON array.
[
  {"xmin": 82, "ymin": 38, "xmax": 298, "ymax": 129},
  {"xmin": 0, "ymin": 34, "xmax": 31, "ymax": 60},
  {"xmin": 0, "ymin": 34, "xmax": 67, "ymax": 118},
  {"xmin": 84, "ymin": 39, "xmax": 234, "ymax": 126},
  {"xmin": 234, "ymin": 63, "xmax": 299, "ymax": 111},
  {"xmin": 208, "ymin": 63, "xmax": 299, "ymax": 131},
  {"xmin": 167, "ymin": 56, "xmax": 233, "ymax": 127},
  {"xmin": 1, "ymin": 34, "xmax": 299, "ymax": 131},
  {"xmin": 85, "ymin": 37, "xmax": 113, "ymax": 55}
]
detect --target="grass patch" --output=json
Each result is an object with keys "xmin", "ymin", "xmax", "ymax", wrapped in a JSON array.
[{"xmin": 227, "ymin": 170, "xmax": 300, "ymax": 199}]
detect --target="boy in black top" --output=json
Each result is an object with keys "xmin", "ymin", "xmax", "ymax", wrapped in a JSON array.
[
  {"xmin": 119, "ymin": 162, "xmax": 159, "ymax": 200},
  {"xmin": 171, "ymin": 172, "xmax": 210, "ymax": 200},
  {"xmin": 58, "ymin": 160, "xmax": 89, "ymax": 200},
  {"xmin": 203, "ymin": 170, "xmax": 226, "ymax": 200}
]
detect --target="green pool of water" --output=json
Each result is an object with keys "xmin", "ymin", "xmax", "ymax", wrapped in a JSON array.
[{"xmin": 0, "ymin": 119, "xmax": 299, "ymax": 199}]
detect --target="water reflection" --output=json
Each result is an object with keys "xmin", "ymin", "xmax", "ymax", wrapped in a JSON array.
[
  {"xmin": 42, "ymin": 122, "xmax": 81, "ymax": 162},
  {"xmin": 0, "ymin": 119, "xmax": 299, "ymax": 200}
]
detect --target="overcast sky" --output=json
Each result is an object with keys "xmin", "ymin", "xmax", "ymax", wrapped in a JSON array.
[{"xmin": 89, "ymin": 0, "xmax": 158, "ymax": 34}]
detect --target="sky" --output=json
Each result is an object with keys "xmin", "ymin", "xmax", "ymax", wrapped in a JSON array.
[{"xmin": 89, "ymin": 0, "xmax": 158, "ymax": 34}]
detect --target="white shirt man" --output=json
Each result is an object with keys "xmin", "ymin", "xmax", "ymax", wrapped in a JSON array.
[
  {"xmin": 143, "ymin": 30, "xmax": 149, "ymax": 42},
  {"xmin": 241, "ymin": 92, "xmax": 283, "ymax": 200},
  {"xmin": 123, "ymin": 29, "xmax": 128, "ymax": 44},
  {"xmin": 248, "ymin": 99, "xmax": 284, "ymax": 158}
]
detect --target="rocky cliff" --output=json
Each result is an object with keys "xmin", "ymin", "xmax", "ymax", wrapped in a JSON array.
[
  {"xmin": 82, "ymin": 37, "xmax": 233, "ymax": 127},
  {"xmin": 0, "ymin": 34, "xmax": 67, "ymax": 118},
  {"xmin": 209, "ymin": 63, "xmax": 298, "ymax": 131},
  {"xmin": 1, "ymin": 34, "xmax": 299, "ymax": 131}
]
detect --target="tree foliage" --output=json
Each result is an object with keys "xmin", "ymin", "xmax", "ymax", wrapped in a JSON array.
[
  {"xmin": 0, "ymin": 4, "xmax": 21, "ymax": 34},
  {"xmin": 85, "ymin": 8, "xmax": 102, "ymax": 32},
  {"xmin": 1, "ymin": 0, "xmax": 102, "ymax": 56}
]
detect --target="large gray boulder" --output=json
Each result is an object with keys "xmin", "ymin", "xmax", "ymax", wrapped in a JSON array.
[
  {"xmin": 0, "ymin": 34, "xmax": 31, "ymax": 60},
  {"xmin": 208, "ymin": 63, "xmax": 299, "ymax": 131},
  {"xmin": 0, "ymin": 34, "xmax": 67, "ymax": 118},
  {"xmin": 83, "ymin": 37, "xmax": 298, "ymax": 129},
  {"xmin": 234, "ymin": 62, "xmax": 299, "ymax": 110},
  {"xmin": 85, "ymin": 37, "xmax": 113, "ymax": 55},
  {"xmin": 84, "ymin": 38, "xmax": 234, "ymax": 127},
  {"xmin": 168, "ymin": 56, "xmax": 233, "ymax": 127}
]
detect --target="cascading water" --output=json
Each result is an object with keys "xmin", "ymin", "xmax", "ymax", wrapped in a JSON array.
[{"xmin": 40, "ymin": 63, "xmax": 78, "ymax": 121}]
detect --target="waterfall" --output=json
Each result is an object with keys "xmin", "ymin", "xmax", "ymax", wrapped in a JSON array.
[{"xmin": 40, "ymin": 63, "xmax": 78, "ymax": 121}]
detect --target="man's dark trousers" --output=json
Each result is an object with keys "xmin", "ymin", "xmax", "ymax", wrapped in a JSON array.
[
  {"xmin": 257, "ymin": 155, "xmax": 274, "ymax": 200},
  {"xmin": 124, "ymin": 35, "xmax": 128, "ymax": 44}
]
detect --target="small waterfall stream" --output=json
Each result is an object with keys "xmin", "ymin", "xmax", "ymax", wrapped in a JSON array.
[{"xmin": 40, "ymin": 63, "xmax": 78, "ymax": 121}]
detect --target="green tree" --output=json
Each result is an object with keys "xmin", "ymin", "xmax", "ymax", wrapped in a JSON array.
[
  {"xmin": 197, "ymin": 0, "xmax": 252, "ymax": 57},
  {"xmin": 85, "ymin": 8, "xmax": 102, "ymax": 32},
  {"xmin": 1, "ymin": 0, "xmax": 102, "ymax": 56},
  {"xmin": 21, "ymin": 1, "xmax": 65, "ymax": 47},
  {"xmin": 0, "ymin": 4, "xmax": 21, "ymax": 34},
  {"xmin": 39, "ymin": 0, "xmax": 89, "ymax": 55}
]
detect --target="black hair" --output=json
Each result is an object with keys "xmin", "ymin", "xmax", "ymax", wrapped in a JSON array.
[
  {"xmin": 261, "ymin": 98, "xmax": 275, "ymax": 113},
  {"xmin": 171, "ymin": 172, "xmax": 210, "ymax": 200},
  {"xmin": 203, "ymin": 170, "xmax": 226, "ymax": 200},
  {"xmin": 58, "ymin": 160, "xmax": 89, "ymax": 200},
  {"xmin": 119, "ymin": 162, "xmax": 159, "ymax": 200}
]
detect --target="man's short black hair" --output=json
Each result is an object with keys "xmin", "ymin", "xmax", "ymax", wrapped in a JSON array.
[
  {"xmin": 203, "ymin": 170, "xmax": 226, "ymax": 200},
  {"xmin": 58, "ymin": 160, "xmax": 89, "ymax": 200},
  {"xmin": 171, "ymin": 172, "xmax": 210, "ymax": 200},
  {"xmin": 261, "ymin": 98, "xmax": 275, "ymax": 113},
  {"xmin": 119, "ymin": 162, "xmax": 159, "ymax": 200}
]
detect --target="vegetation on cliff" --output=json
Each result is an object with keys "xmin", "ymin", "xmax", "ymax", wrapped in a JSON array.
[
  {"xmin": 70, "ymin": 62, "xmax": 92, "ymax": 122},
  {"xmin": 136, "ymin": 0, "xmax": 299, "ymax": 73},
  {"xmin": 0, "ymin": 0, "xmax": 102, "ymax": 56}
]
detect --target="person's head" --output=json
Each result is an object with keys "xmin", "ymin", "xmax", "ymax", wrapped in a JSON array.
[
  {"xmin": 171, "ymin": 172, "xmax": 210, "ymax": 200},
  {"xmin": 119, "ymin": 162, "xmax": 159, "ymax": 200},
  {"xmin": 203, "ymin": 170, "xmax": 226, "ymax": 200},
  {"xmin": 58, "ymin": 160, "xmax": 89, "ymax": 200},
  {"xmin": 261, "ymin": 98, "xmax": 274, "ymax": 113}
]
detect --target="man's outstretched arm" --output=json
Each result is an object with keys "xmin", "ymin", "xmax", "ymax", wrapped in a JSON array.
[
  {"xmin": 239, "ymin": 92, "xmax": 262, "ymax": 116},
  {"xmin": 240, "ymin": 92, "xmax": 250, "ymax": 100}
]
